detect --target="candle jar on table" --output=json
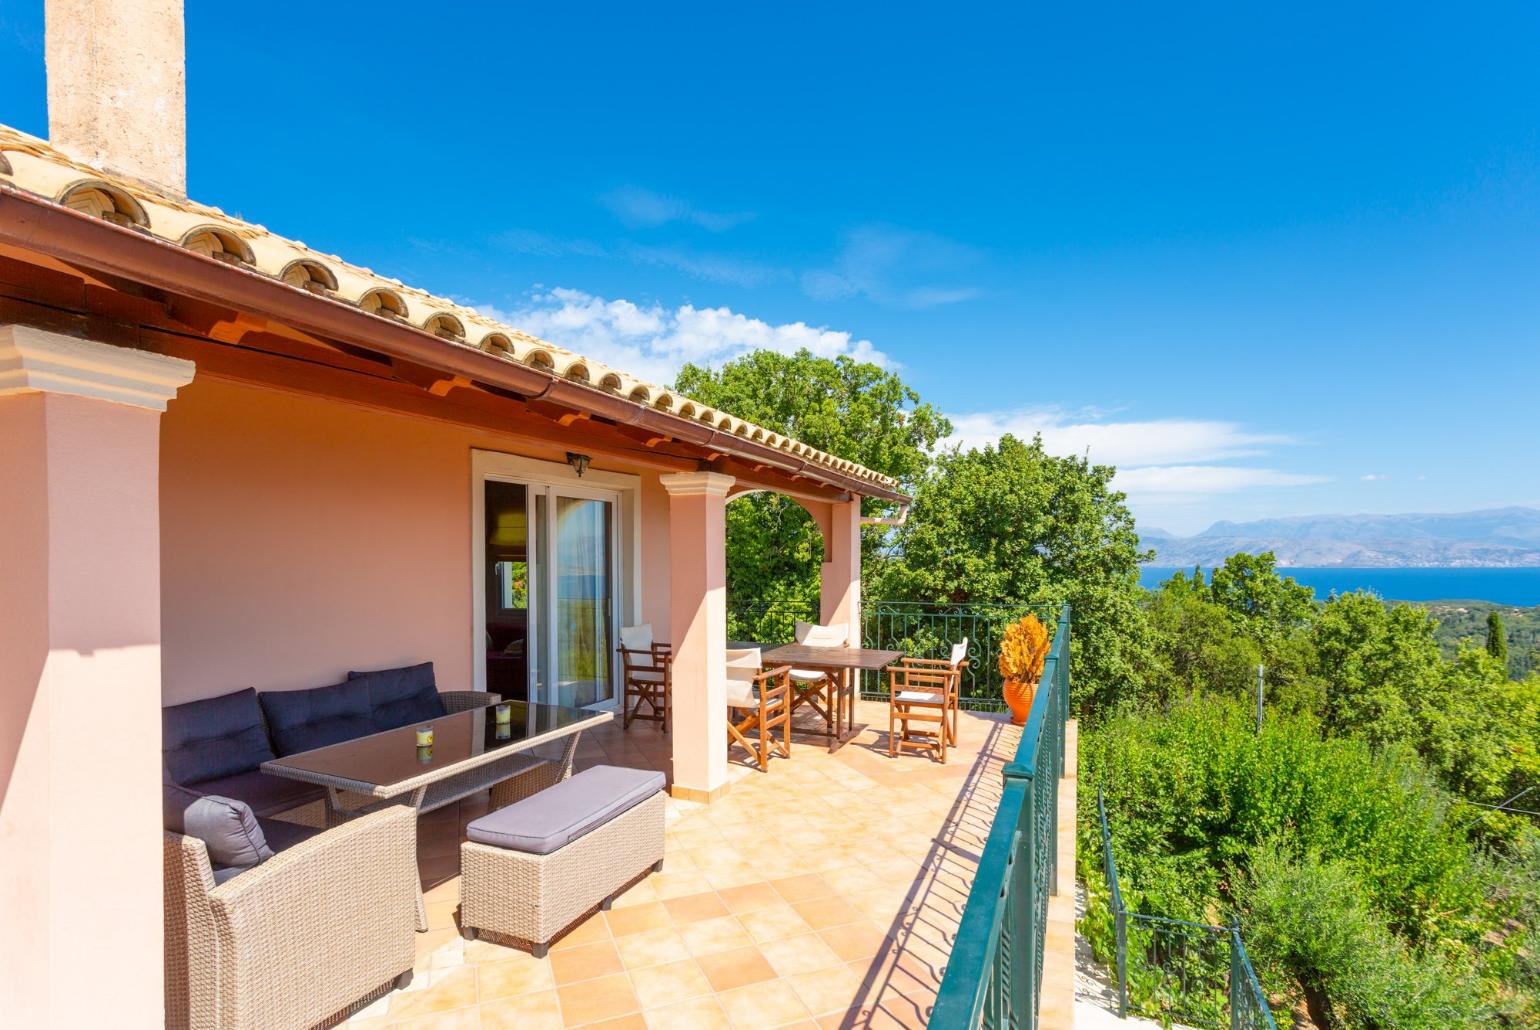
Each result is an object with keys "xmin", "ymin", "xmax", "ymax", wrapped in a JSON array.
[
  {"xmin": 494, "ymin": 703, "xmax": 512, "ymax": 726},
  {"xmin": 415, "ymin": 725, "xmax": 434, "ymax": 747}
]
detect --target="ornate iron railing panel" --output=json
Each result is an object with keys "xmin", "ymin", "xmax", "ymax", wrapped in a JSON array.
[
  {"xmin": 1096, "ymin": 789, "xmax": 1280, "ymax": 1030},
  {"xmin": 726, "ymin": 599, "xmax": 1060, "ymax": 710},
  {"xmin": 929, "ymin": 604, "xmax": 1071, "ymax": 1029}
]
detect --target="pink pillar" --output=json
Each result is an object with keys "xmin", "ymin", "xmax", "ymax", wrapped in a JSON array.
[
  {"xmin": 660, "ymin": 471, "xmax": 734, "ymax": 803},
  {"xmin": 820, "ymin": 497, "xmax": 863, "ymax": 647},
  {"xmin": 0, "ymin": 326, "xmax": 193, "ymax": 1027}
]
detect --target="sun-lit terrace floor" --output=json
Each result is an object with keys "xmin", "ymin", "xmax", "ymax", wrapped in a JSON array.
[{"xmin": 343, "ymin": 700, "xmax": 1023, "ymax": 1029}]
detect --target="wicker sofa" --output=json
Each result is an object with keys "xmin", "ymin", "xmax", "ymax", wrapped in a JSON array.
[
  {"xmin": 161, "ymin": 662, "xmax": 496, "ymax": 826},
  {"xmin": 164, "ymin": 801, "xmax": 419, "ymax": 1030}
]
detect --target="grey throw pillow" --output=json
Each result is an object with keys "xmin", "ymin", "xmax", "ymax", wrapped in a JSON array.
[{"xmin": 163, "ymin": 782, "xmax": 273, "ymax": 872}]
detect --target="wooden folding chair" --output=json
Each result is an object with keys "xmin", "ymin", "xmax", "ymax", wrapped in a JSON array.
[
  {"xmin": 787, "ymin": 620, "xmax": 848, "ymax": 730},
  {"xmin": 887, "ymin": 638, "xmax": 967, "ymax": 762},
  {"xmin": 618, "ymin": 623, "xmax": 672, "ymax": 731},
  {"xmin": 725, "ymin": 648, "xmax": 792, "ymax": 771}
]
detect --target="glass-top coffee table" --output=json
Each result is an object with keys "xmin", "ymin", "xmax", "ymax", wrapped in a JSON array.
[{"xmin": 262, "ymin": 700, "xmax": 612, "ymax": 930}]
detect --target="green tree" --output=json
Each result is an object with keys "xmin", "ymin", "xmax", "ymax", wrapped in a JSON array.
[
  {"xmin": 1142, "ymin": 572, "xmax": 1261, "ymax": 703},
  {"xmin": 1487, "ymin": 609, "xmax": 1509, "ymax": 666},
  {"xmin": 875, "ymin": 434, "xmax": 1150, "ymax": 714},
  {"xmin": 674, "ymin": 350, "xmax": 950, "ymax": 609},
  {"xmin": 1312, "ymin": 592, "xmax": 1442, "ymax": 748},
  {"xmin": 1206, "ymin": 551, "xmax": 1315, "ymax": 645}
]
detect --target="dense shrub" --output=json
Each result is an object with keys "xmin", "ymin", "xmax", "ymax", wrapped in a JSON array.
[{"xmin": 1080, "ymin": 699, "xmax": 1533, "ymax": 1026}]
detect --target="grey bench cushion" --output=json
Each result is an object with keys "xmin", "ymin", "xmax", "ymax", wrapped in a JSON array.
[
  {"xmin": 467, "ymin": 765, "xmax": 665, "ymax": 856},
  {"xmin": 162, "ymin": 688, "xmax": 276, "ymax": 784}
]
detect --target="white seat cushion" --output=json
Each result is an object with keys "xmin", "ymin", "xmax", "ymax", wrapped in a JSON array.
[
  {"xmin": 949, "ymin": 638, "xmax": 969, "ymax": 667},
  {"xmin": 794, "ymin": 621, "xmax": 848, "ymax": 648},
  {"xmin": 620, "ymin": 624, "xmax": 654, "ymax": 651},
  {"xmin": 896, "ymin": 690, "xmax": 944, "ymax": 703},
  {"xmin": 789, "ymin": 668, "xmax": 830, "ymax": 682}
]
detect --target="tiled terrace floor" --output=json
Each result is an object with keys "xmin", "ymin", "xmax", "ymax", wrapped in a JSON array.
[{"xmin": 345, "ymin": 700, "xmax": 1021, "ymax": 1029}]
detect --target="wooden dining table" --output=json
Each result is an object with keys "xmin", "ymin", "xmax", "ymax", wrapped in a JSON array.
[{"xmin": 759, "ymin": 643, "xmax": 904, "ymax": 750}]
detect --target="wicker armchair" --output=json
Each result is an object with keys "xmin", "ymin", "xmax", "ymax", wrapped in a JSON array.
[
  {"xmin": 439, "ymin": 689, "xmax": 501, "ymax": 714},
  {"xmin": 164, "ymin": 805, "xmax": 418, "ymax": 1030}
]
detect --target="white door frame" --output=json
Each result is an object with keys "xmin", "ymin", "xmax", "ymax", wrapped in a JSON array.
[{"xmin": 470, "ymin": 450, "xmax": 642, "ymax": 704}]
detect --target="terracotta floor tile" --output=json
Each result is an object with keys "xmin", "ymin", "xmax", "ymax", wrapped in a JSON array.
[
  {"xmin": 480, "ymin": 989, "xmax": 565, "ymax": 1030},
  {"xmin": 757, "ymin": 934, "xmax": 844, "ymax": 980},
  {"xmin": 478, "ymin": 954, "xmax": 556, "ymax": 999},
  {"xmin": 583, "ymin": 1015, "xmax": 650, "ymax": 1030},
  {"xmin": 556, "ymin": 971, "xmax": 640, "ymax": 1026},
  {"xmin": 606, "ymin": 901, "xmax": 673, "ymax": 937},
  {"xmin": 785, "ymin": 966, "xmax": 864, "ymax": 1017},
  {"xmin": 769, "ymin": 874, "xmax": 833, "ymax": 905},
  {"xmin": 553, "ymin": 913, "xmax": 613, "ymax": 950},
  {"xmin": 386, "ymin": 966, "xmax": 479, "ymax": 1020},
  {"xmin": 628, "ymin": 957, "xmax": 714, "ymax": 1009},
  {"xmin": 818, "ymin": 922, "xmax": 889, "ymax": 962},
  {"xmin": 642, "ymin": 995, "xmax": 731, "ymax": 1030},
  {"xmin": 391, "ymin": 1006, "xmax": 482, "ymax": 1030},
  {"xmin": 789, "ymin": 897, "xmax": 863, "ymax": 932},
  {"xmin": 550, "ymin": 939, "xmax": 624, "ymax": 985},
  {"xmin": 740, "ymin": 903, "xmax": 814, "ymax": 944},
  {"xmin": 717, "ymin": 882, "xmax": 783, "ymax": 915},
  {"xmin": 663, "ymin": 891, "xmax": 731, "ymax": 924},
  {"xmin": 694, "ymin": 945, "xmax": 777, "ymax": 992},
  {"xmin": 679, "ymin": 914, "xmax": 756, "ymax": 957},
  {"xmin": 613, "ymin": 926, "xmax": 687, "ymax": 970},
  {"xmin": 715, "ymin": 979, "xmax": 813, "ymax": 1030}
]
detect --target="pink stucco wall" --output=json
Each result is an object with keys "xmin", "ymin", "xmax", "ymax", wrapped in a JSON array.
[
  {"xmin": 159, "ymin": 376, "xmax": 674, "ymax": 704},
  {"xmin": 0, "ymin": 391, "xmax": 169, "ymax": 1027}
]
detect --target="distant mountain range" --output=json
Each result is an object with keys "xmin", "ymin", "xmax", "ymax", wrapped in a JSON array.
[{"xmin": 1141, "ymin": 507, "xmax": 1540, "ymax": 568}]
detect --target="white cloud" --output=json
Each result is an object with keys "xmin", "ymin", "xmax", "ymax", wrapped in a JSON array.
[
  {"xmin": 945, "ymin": 409, "xmax": 1293, "ymax": 466},
  {"xmin": 600, "ymin": 187, "xmax": 754, "ymax": 232},
  {"xmin": 620, "ymin": 243, "xmax": 787, "ymax": 288},
  {"xmin": 802, "ymin": 226, "xmax": 984, "ymax": 308},
  {"xmin": 945, "ymin": 407, "xmax": 1323, "ymax": 500},
  {"xmin": 477, "ymin": 288, "xmax": 889, "ymax": 385},
  {"xmin": 1115, "ymin": 466, "xmax": 1328, "ymax": 494},
  {"xmin": 1361, "ymin": 473, "xmax": 1390, "ymax": 481}
]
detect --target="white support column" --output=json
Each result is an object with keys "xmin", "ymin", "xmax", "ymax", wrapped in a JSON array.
[
  {"xmin": 659, "ymin": 471, "xmax": 735, "ymax": 803},
  {"xmin": 820, "ymin": 497, "xmax": 863, "ymax": 648},
  {"xmin": 0, "ymin": 326, "xmax": 194, "ymax": 1027}
]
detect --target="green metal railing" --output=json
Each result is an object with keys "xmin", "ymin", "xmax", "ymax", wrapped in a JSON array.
[
  {"xmin": 928, "ymin": 604, "xmax": 1071, "ymax": 1029},
  {"xmin": 1097, "ymin": 789, "xmax": 1278, "ymax": 1030},
  {"xmin": 726, "ymin": 599, "xmax": 1059, "ymax": 710}
]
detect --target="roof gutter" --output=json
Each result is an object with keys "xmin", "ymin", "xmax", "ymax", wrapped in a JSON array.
[{"xmin": 0, "ymin": 187, "xmax": 907, "ymax": 502}]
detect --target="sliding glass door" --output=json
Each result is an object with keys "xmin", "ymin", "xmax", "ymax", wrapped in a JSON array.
[
  {"xmin": 482, "ymin": 478, "xmax": 618, "ymax": 708},
  {"xmin": 549, "ymin": 495, "xmax": 614, "ymax": 708}
]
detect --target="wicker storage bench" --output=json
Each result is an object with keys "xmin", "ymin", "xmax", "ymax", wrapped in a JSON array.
[{"xmin": 459, "ymin": 765, "xmax": 666, "ymax": 956}]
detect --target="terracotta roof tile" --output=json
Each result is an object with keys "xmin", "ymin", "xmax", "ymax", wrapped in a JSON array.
[{"xmin": 0, "ymin": 124, "xmax": 898, "ymax": 491}]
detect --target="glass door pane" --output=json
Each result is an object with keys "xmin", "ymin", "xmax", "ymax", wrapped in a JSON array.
[
  {"xmin": 483, "ymin": 481, "xmax": 530, "ymax": 701},
  {"xmin": 553, "ymin": 495, "xmax": 614, "ymax": 708}
]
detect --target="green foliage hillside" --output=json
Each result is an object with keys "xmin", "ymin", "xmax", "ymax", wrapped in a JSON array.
[
  {"xmin": 1082, "ymin": 555, "xmax": 1540, "ymax": 1026},
  {"xmin": 1419, "ymin": 600, "xmax": 1540, "ymax": 679}
]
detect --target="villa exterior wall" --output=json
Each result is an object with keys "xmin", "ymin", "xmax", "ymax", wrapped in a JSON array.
[{"xmin": 158, "ymin": 375, "xmax": 674, "ymax": 705}]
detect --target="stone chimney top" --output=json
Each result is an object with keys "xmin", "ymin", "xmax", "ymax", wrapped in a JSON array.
[{"xmin": 45, "ymin": 0, "xmax": 186, "ymax": 197}]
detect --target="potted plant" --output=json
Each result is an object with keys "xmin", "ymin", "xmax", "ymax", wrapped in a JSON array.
[{"xmin": 998, "ymin": 614, "xmax": 1050, "ymax": 725}]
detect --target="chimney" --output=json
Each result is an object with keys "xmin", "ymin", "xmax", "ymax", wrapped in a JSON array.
[{"xmin": 45, "ymin": 0, "xmax": 186, "ymax": 197}]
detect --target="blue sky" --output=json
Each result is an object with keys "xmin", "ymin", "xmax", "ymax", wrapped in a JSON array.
[{"xmin": 3, "ymin": 2, "xmax": 1537, "ymax": 533}]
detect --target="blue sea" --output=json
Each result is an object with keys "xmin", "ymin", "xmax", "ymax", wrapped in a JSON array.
[{"xmin": 1139, "ymin": 566, "xmax": 1540, "ymax": 607}]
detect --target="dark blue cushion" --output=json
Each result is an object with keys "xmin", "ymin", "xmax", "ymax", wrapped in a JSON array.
[
  {"xmin": 162, "ymin": 688, "xmax": 275, "ymax": 784},
  {"xmin": 163, "ymin": 782, "xmax": 273, "ymax": 872},
  {"xmin": 348, "ymin": 661, "xmax": 446, "ymax": 731},
  {"xmin": 258, "ymin": 679, "xmax": 377, "ymax": 756},
  {"xmin": 186, "ymin": 769, "xmax": 325, "ymax": 819}
]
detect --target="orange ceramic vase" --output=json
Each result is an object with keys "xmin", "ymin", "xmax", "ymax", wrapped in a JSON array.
[{"xmin": 1003, "ymin": 678, "xmax": 1038, "ymax": 726}]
